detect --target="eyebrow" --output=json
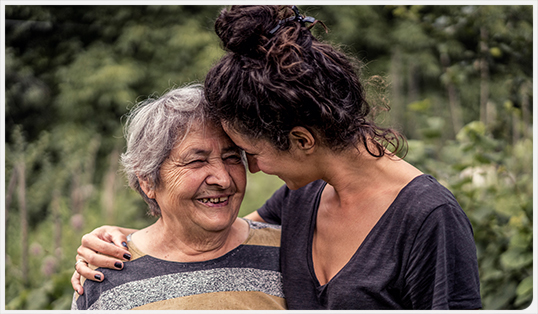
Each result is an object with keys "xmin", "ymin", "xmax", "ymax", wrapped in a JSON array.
[
  {"xmin": 234, "ymin": 146, "xmax": 255, "ymax": 156},
  {"xmin": 183, "ymin": 145, "xmax": 241, "ymax": 157},
  {"xmin": 233, "ymin": 144, "xmax": 246, "ymax": 152},
  {"xmin": 222, "ymin": 145, "xmax": 242, "ymax": 154}
]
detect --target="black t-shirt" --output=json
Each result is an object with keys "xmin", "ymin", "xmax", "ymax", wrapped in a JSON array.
[{"xmin": 258, "ymin": 174, "xmax": 482, "ymax": 310}]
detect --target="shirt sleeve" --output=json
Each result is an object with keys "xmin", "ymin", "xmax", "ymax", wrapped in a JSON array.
[
  {"xmin": 256, "ymin": 184, "xmax": 288, "ymax": 225},
  {"xmin": 403, "ymin": 203, "xmax": 482, "ymax": 310}
]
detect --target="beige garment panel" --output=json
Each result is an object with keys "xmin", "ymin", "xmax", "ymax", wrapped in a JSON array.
[
  {"xmin": 244, "ymin": 225, "xmax": 281, "ymax": 247},
  {"xmin": 132, "ymin": 290, "xmax": 286, "ymax": 310}
]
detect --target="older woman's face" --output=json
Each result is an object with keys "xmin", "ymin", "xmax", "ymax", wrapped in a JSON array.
[{"xmin": 153, "ymin": 122, "xmax": 246, "ymax": 233}]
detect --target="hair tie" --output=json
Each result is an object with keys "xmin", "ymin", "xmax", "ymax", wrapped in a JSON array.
[{"xmin": 269, "ymin": 5, "xmax": 318, "ymax": 35}]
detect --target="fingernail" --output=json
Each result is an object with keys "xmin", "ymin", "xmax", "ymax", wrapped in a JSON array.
[
  {"xmin": 123, "ymin": 253, "xmax": 131, "ymax": 260},
  {"xmin": 94, "ymin": 274, "xmax": 102, "ymax": 281},
  {"xmin": 114, "ymin": 261, "xmax": 123, "ymax": 269},
  {"xmin": 122, "ymin": 242, "xmax": 128, "ymax": 248}
]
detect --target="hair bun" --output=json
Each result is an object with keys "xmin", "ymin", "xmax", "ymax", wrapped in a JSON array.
[{"xmin": 214, "ymin": 5, "xmax": 281, "ymax": 56}]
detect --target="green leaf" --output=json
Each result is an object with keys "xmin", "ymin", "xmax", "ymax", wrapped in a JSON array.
[
  {"xmin": 514, "ymin": 276, "xmax": 533, "ymax": 308},
  {"xmin": 516, "ymin": 276, "xmax": 533, "ymax": 296},
  {"xmin": 500, "ymin": 250, "xmax": 532, "ymax": 270}
]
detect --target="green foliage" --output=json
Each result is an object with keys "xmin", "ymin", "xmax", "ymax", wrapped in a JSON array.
[{"xmin": 4, "ymin": 5, "xmax": 533, "ymax": 310}]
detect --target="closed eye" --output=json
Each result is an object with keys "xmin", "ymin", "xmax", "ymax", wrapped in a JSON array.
[
  {"xmin": 224, "ymin": 154, "xmax": 243, "ymax": 164},
  {"xmin": 186, "ymin": 159, "xmax": 206, "ymax": 166}
]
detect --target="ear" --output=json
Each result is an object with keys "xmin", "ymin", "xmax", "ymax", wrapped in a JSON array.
[
  {"xmin": 138, "ymin": 176, "xmax": 156, "ymax": 199},
  {"xmin": 289, "ymin": 126, "xmax": 316, "ymax": 153}
]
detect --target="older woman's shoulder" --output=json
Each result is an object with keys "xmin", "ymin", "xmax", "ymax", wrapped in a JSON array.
[{"xmin": 242, "ymin": 219, "xmax": 281, "ymax": 247}]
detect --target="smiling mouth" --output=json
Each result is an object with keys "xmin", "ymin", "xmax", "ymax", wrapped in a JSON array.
[{"xmin": 198, "ymin": 196, "xmax": 229, "ymax": 205}]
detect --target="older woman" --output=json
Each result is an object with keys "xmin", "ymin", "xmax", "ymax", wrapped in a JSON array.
[{"xmin": 71, "ymin": 85, "xmax": 285, "ymax": 310}]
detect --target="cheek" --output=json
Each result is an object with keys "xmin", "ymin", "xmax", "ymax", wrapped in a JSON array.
[
  {"xmin": 158, "ymin": 167, "xmax": 200, "ymax": 196},
  {"xmin": 229, "ymin": 165, "xmax": 247, "ymax": 191},
  {"xmin": 254, "ymin": 158, "xmax": 275, "ymax": 173}
]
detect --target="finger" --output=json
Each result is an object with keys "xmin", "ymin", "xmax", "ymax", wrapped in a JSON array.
[
  {"xmin": 81, "ymin": 233, "xmax": 131, "ymax": 261},
  {"xmin": 74, "ymin": 254, "xmax": 107, "ymax": 282},
  {"xmin": 102, "ymin": 227, "xmax": 130, "ymax": 250},
  {"xmin": 77, "ymin": 246, "xmax": 126, "ymax": 271},
  {"xmin": 90, "ymin": 225, "xmax": 130, "ymax": 249},
  {"xmin": 71, "ymin": 270, "xmax": 84, "ymax": 295}
]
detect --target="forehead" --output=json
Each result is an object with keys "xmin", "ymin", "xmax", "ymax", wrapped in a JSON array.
[
  {"xmin": 221, "ymin": 123, "xmax": 256, "ymax": 147},
  {"xmin": 175, "ymin": 122, "xmax": 236, "ymax": 153}
]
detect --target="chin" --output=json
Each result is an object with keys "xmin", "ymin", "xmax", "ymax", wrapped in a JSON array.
[
  {"xmin": 281, "ymin": 179, "xmax": 303, "ymax": 191},
  {"xmin": 203, "ymin": 212, "xmax": 239, "ymax": 231},
  {"xmin": 286, "ymin": 184, "xmax": 301, "ymax": 191}
]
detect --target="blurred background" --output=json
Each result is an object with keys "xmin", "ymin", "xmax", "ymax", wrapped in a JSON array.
[{"xmin": 3, "ymin": 5, "xmax": 533, "ymax": 310}]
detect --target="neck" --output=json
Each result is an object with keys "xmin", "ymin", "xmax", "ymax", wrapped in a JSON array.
[
  {"xmin": 132, "ymin": 217, "xmax": 248, "ymax": 262},
  {"xmin": 317, "ymin": 143, "xmax": 422, "ymax": 210}
]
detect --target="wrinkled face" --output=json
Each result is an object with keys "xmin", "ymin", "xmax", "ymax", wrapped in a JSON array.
[
  {"xmin": 154, "ymin": 122, "xmax": 246, "ymax": 233},
  {"xmin": 222, "ymin": 124, "xmax": 309, "ymax": 190}
]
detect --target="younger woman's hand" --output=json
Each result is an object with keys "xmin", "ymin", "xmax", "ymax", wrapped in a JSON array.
[{"xmin": 72, "ymin": 225, "xmax": 136, "ymax": 294}]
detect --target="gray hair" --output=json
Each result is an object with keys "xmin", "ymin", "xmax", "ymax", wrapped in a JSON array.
[{"xmin": 121, "ymin": 84, "xmax": 208, "ymax": 216}]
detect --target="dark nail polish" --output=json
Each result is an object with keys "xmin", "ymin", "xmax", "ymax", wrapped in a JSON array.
[
  {"xmin": 122, "ymin": 242, "xmax": 128, "ymax": 248},
  {"xmin": 94, "ymin": 274, "xmax": 102, "ymax": 281},
  {"xmin": 123, "ymin": 253, "xmax": 131, "ymax": 260},
  {"xmin": 114, "ymin": 261, "xmax": 123, "ymax": 269}
]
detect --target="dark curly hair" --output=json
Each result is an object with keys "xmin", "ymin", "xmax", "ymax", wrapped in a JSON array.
[{"xmin": 204, "ymin": 5, "xmax": 405, "ymax": 157}]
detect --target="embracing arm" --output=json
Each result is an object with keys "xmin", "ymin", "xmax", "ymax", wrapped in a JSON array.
[
  {"xmin": 245, "ymin": 183, "xmax": 289, "ymax": 225},
  {"xmin": 71, "ymin": 225, "xmax": 137, "ymax": 295},
  {"xmin": 243, "ymin": 210, "xmax": 266, "ymax": 223}
]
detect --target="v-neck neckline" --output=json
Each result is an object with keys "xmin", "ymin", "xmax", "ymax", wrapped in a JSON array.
[{"xmin": 306, "ymin": 175, "xmax": 427, "ymax": 289}]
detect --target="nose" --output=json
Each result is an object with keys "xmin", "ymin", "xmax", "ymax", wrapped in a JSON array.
[
  {"xmin": 246, "ymin": 155, "xmax": 260, "ymax": 173},
  {"xmin": 206, "ymin": 161, "xmax": 233, "ymax": 188}
]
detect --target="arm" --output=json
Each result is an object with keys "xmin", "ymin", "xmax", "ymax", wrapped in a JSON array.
[
  {"xmin": 252, "ymin": 183, "xmax": 289, "ymax": 225},
  {"xmin": 71, "ymin": 225, "xmax": 137, "ymax": 295},
  {"xmin": 243, "ymin": 210, "xmax": 267, "ymax": 223}
]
